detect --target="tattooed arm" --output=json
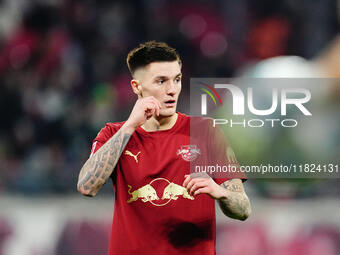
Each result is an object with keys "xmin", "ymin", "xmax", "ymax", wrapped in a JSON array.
[
  {"xmin": 218, "ymin": 179, "xmax": 251, "ymax": 221},
  {"xmin": 77, "ymin": 124, "xmax": 134, "ymax": 197},
  {"xmin": 77, "ymin": 96, "xmax": 162, "ymax": 197},
  {"xmin": 183, "ymin": 176, "xmax": 251, "ymax": 221}
]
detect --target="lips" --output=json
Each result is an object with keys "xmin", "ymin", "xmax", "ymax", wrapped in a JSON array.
[{"xmin": 164, "ymin": 100, "xmax": 176, "ymax": 107}]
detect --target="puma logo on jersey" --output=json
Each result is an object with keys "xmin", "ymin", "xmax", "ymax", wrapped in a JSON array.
[{"xmin": 125, "ymin": 150, "xmax": 141, "ymax": 163}]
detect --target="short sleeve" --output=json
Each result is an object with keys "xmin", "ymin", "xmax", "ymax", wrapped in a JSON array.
[
  {"xmin": 89, "ymin": 123, "xmax": 119, "ymax": 158},
  {"xmin": 207, "ymin": 121, "xmax": 247, "ymax": 184}
]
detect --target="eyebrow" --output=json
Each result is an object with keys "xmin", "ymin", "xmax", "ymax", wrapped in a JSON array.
[{"xmin": 153, "ymin": 73, "xmax": 182, "ymax": 80}]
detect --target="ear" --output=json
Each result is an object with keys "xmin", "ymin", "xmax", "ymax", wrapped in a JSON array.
[{"xmin": 131, "ymin": 79, "xmax": 142, "ymax": 96}]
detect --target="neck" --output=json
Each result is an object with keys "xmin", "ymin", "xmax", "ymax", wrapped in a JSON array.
[{"xmin": 142, "ymin": 113, "xmax": 178, "ymax": 131}]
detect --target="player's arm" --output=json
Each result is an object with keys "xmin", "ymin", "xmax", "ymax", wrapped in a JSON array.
[
  {"xmin": 77, "ymin": 96, "xmax": 161, "ymax": 197},
  {"xmin": 77, "ymin": 124, "xmax": 134, "ymax": 197},
  {"xmin": 217, "ymin": 179, "xmax": 251, "ymax": 221},
  {"xmin": 183, "ymin": 176, "xmax": 251, "ymax": 221}
]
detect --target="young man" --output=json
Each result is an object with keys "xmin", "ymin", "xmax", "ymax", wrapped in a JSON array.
[{"xmin": 77, "ymin": 41, "xmax": 251, "ymax": 255}]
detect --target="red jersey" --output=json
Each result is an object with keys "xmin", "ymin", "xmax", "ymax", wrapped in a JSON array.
[{"xmin": 91, "ymin": 112, "xmax": 231, "ymax": 255}]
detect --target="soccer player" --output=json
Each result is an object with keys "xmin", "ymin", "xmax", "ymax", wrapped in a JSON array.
[{"xmin": 77, "ymin": 41, "xmax": 251, "ymax": 255}]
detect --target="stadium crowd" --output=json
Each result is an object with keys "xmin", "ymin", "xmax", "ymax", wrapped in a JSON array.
[{"xmin": 0, "ymin": 0, "xmax": 339, "ymax": 195}]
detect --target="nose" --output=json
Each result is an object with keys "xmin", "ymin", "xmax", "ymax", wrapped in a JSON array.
[{"xmin": 166, "ymin": 81, "xmax": 177, "ymax": 96}]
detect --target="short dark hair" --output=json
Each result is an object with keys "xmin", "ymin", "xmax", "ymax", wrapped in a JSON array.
[{"xmin": 126, "ymin": 41, "xmax": 181, "ymax": 75}]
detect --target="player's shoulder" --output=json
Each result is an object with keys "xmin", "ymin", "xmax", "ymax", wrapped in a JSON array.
[
  {"xmin": 178, "ymin": 112, "xmax": 212, "ymax": 122},
  {"xmin": 104, "ymin": 121, "xmax": 125, "ymax": 131},
  {"xmin": 188, "ymin": 115, "xmax": 215, "ymax": 126},
  {"xmin": 95, "ymin": 121, "xmax": 125, "ymax": 141},
  {"xmin": 178, "ymin": 113, "xmax": 216, "ymax": 135}
]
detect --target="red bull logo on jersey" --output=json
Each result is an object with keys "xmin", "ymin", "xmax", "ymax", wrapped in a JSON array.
[
  {"xmin": 127, "ymin": 184, "xmax": 159, "ymax": 203},
  {"xmin": 127, "ymin": 178, "xmax": 194, "ymax": 207},
  {"xmin": 162, "ymin": 182, "xmax": 194, "ymax": 201},
  {"xmin": 177, "ymin": 145, "xmax": 201, "ymax": 162}
]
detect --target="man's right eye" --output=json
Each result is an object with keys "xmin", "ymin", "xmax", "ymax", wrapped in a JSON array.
[{"xmin": 157, "ymin": 80, "xmax": 165, "ymax": 85}]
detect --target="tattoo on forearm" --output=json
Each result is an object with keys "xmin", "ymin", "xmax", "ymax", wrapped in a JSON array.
[
  {"xmin": 120, "ymin": 134, "xmax": 131, "ymax": 155},
  {"xmin": 222, "ymin": 182, "xmax": 243, "ymax": 193},
  {"xmin": 78, "ymin": 129, "xmax": 132, "ymax": 195},
  {"xmin": 219, "ymin": 180, "xmax": 251, "ymax": 220}
]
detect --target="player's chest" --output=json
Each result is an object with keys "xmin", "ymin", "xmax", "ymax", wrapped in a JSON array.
[
  {"xmin": 118, "ymin": 134, "xmax": 205, "ymax": 177},
  {"xmin": 115, "ymin": 133, "xmax": 213, "ymax": 208}
]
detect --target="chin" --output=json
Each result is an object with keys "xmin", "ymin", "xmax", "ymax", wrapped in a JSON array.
[{"xmin": 160, "ymin": 108, "xmax": 177, "ymax": 117}]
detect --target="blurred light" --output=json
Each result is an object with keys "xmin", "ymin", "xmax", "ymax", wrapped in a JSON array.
[
  {"xmin": 200, "ymin": 32, "xmax": 227, "ymax": 57},
  {"xmin": 38, "ymin": 89, "xmax": 65, "ymax": 121},
  {"xmin": 179, "ymin": 14, "xmax": 207, "ymax": 39},
  {"xmin": 250, "ymin": 56, "xmax": 322, "ymax": 77}
]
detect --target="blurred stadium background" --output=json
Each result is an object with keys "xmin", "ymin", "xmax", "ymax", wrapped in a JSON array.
[{"xmin": 0, "ymin": 0, "xmax": 339, "ymax": 254}]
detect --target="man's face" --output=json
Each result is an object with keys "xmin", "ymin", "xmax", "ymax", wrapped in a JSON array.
[{"xmin": 134, "ymin": 61, "xmax": 182, "ymax": 117}]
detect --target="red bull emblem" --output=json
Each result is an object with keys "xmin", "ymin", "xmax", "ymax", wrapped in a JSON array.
[
  {"xmin": 127, "ymin": 178, "xmax": 194, "ymax": 207},
  {"xmin": 177, "ymin": 145, "xmax": 201, "ymax": 162}
]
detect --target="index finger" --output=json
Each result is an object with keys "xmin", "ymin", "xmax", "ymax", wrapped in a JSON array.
[
  {"xmin": 150, "ymin": 96, "xmax": 162, "ymax": 109},
  {"xmin": 150, "ymin": 99, "xmax": 160, "ymax": 116},
  {"xmin": 183, "ymin": 174, "xmax": 191, "ymax": 188}
]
